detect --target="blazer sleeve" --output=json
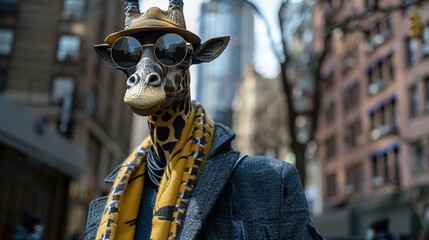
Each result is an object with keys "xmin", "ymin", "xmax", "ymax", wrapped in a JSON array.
[{"xmin": 279, "ymin": 159, "xmax": 324, "ymax": 240}]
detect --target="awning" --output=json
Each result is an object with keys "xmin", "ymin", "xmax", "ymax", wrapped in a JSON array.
[
  {"xmin": 368, "ymin": 142, "xmax": 400, "ymax": 158},
  {"xmin": 366, "ymin": 94, "xmax": 397, "ymax": 114},
  {"xmin": 0, "ymin": 95, "xmax": 87, "ymax": 179}
]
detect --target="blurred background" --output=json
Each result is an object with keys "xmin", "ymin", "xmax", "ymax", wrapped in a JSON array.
[{"xmin": 1, "ymin": 0, "xmax": 429, "ymax": 239}]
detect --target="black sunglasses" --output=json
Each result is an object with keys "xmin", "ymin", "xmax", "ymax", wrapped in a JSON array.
[{"xmin": 110, "ymin": 33, "xmax": 191, "ymax": 69}]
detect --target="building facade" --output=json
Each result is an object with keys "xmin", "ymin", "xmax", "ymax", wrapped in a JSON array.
[
  {"xmin": 314, "ymin": 1, "xmax": 429, "ymax": 238},
  {"xmin": 0, "ymin": 0, "xmax": 133, "ymax": 239},
  {"xmin": 232, "ymin": 66, "xmax": 289, "ymax": 161},
  {"xmin": 0, "ymin": 95, "xmax": 86, "ymax": 240},
  {"xmin": 195, "ymin": 0, "xmax": 254, "ymax": 127}
]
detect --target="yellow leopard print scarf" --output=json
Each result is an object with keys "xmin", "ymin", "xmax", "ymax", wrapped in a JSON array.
[{"xmin": 96, "ymin": 101, "xmax": 214, "ymax": 240}]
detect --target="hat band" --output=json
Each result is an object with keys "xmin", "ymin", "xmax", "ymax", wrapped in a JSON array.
[{"xmin": 130, "ymin": 18, "xmax": 182, "ymax": 29}]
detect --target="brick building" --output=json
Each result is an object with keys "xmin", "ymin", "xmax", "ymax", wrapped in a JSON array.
[{"xmin": 314, "ymin": 1, "xmax": 429, "ymax": 238}]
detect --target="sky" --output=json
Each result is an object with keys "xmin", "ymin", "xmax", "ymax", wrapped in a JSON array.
[{"xmin": 139, "ymin": 0, "xmax": 281, "ymax": 79}]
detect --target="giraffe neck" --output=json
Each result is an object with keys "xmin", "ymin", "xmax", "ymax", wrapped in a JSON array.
[{"xmin": 147, "ymin": 96, "xmax": 192, "ymax": 163}]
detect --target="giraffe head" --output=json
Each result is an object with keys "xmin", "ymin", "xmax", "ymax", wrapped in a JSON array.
[{"xmin": 94, "ymin": 0, "xmax": 229, "ymax": 116}]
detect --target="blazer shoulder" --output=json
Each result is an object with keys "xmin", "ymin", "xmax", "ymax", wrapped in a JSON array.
[
  {"xmin": 233, "ymin": 155, "xmax": 298, "ymax": 181},
  {"xmin": 231, "ymin": 155, "xmax": 306, "ymax": 207}
]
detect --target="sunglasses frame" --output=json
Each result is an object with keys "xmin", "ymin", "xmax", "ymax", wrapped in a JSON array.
[{"xmin": 110, "ymin": 33, "xmax": 192, "ymax": 69}]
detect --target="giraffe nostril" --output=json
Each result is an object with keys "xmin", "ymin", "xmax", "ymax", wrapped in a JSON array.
[
  {"xmin": 127, "ymin": 75, "xmax": 139, "ymax": 88},
  {"xmin": 146, "ymin": 73, "xmax": 161, "ymax": 87}
]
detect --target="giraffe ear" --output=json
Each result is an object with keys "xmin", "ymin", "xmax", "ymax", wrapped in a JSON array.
[
  {"xmin": 192, "ymin": 36, "xmax": 230, "ymax": 65},
  {"xmin": 94, "ymin": 44, "xmax": 120, "ymax": 69}
]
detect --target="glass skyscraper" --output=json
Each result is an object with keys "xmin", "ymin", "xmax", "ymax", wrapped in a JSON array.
[{"xmin": 195, "ymin": 0, "xmax": 254, "ymax": 127}]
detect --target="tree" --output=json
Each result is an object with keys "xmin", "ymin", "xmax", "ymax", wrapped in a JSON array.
[{"xmin": 242, "ymin": 0, "xmax": 429, "ymax": 186}]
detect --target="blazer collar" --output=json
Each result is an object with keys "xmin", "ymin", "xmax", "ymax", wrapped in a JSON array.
[{"xmin": 178, "ymin": 150, "xmax": 240, "ymax": 239}]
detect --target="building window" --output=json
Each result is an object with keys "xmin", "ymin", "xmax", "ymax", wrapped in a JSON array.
[
  {"xmin": 346, "ymin": 163, "xmax": 364, "ymax": 194},
  {"xmin": 391, "ymin": 98, "xmax": 399, "ymax": 128},
  {"xmin": 371, "ymin": 156, "xmax": 379, "ymax": 185},
  {"xmin": 370, "ymin": 112, "xmax": 376, "ymax": 130},
  {"xmin": 325, "ymin": 135, "xmax": 337, "ymax": 160},
  {"xmin": 369, "ymin": 97, "xmax": 398, "ymax": 140},
  {"xmin": 325, "ymin": 101, "xmax": 335, "ymax": 127},
  {"xmin": 343, "ymin": 120, "xmax": 362, "ymax": 151},
  {"xmin": 425, "ymin": 77, "xmax": 429, "ymax": 112},
  {"xmin": 0, "ymin": 28, "xmax": 14, "ymax": 55},
  {"xmin": 373, "ymin": 59, "xmax": 385, "ymax": 94},
  {"xmin": 85, "ymin": 89, "xmax": 97, "ymax": 117},
  {"xmin": 53, "ymin": 77, "xmax": 75, "ymax": 135},
  {"xmin": 342, "ymin": 48, "xmax": 358, "ymax": 75},
  {"xmin": 368, "ymin": 53, "xmax": 396, "ymax": 96},
  {"xmin": 366, "ymin": 17, "xmax": 394, "ymax": 52},
  {"xmin": 383, "ymin": 152, "xmax": 389, "ymax": 181},
  {"xmin": 393, "ymin": 147, "xmax": 400, "ymax": 185},
  {"xmin": 371, "ymin": 154, "xmax": 388, "ymax": 187},
  {"xmin": 371, "ymin": 146, "xmax": 401, "ymax": 187},
  {"xmin": 343, "ymin": 82, "xmax": 360, "ymax": 115},
  {"xmin": 386, "ymin": 53, "xmax": 395, "ymax": 81},
  {"xmin": 367, "ymin": 71, "xmax": 376, "ymax": 95},
  {"xmin": 406, "ymin": 37, "xmax": 418, "ymax": 66},
  {"xmin": 323, "ymin": 72, "xmax": 335, "ymax": 92},
  {"xmin": 423, "ymin": 24, "xmax": 429, "ymax": 57},
  {"xmin": 326, "ymin": 173, "xmax": 337, "ymax": 197},
  {"xmin": 61, "ymin": 0, "xmax": 86, "ymax": 20},
  {"xmin": 380, "ymin": 105, "xmax": 386, "ymax": 126},
  {"xmin": 386, "ymin": 16, "xmax": 394, "ymax": 38},
  {"xmin": 56, "ymin": 35, "xmax": 80, "ymax": 62},
  {"xmin": 376, "ymin": 59, "xmax": 383, "ymax": 81},
  {"xmin": 51, "ymin": 76, "xmax": 74, "ymax": 104},
  {"xmin": 409, "ymin": 85, "xmax": 419, "ymax": 118},
  {"xmin": 411, "ymin": 141, "xmax": 427, "ymax": 173}
]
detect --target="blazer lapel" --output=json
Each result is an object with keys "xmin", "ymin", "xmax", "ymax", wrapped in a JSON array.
[{"xmin": 178, "ymin": 151, "xmax": 240, "ymax": 240}]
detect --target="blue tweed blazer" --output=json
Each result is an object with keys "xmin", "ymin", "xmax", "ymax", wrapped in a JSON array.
[{"xmin": 85, "ymin": 124, "xmax": 324, "ymax": 240}]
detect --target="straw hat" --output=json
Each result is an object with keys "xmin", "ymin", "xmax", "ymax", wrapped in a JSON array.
[{"xmin": 105, "ymin": 1, "xmax": 201, "ymax": 45}]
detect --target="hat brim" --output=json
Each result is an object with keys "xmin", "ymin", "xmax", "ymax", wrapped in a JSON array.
[{"xmin": 105, "ymin": 27, "xmax": 201, "ymax": 45}]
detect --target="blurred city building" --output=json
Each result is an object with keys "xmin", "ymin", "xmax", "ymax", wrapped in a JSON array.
[
  {"xmin": 0, "ymin": 95, "xmax": 86, "ymax": 239},
  {"xmin": 232, "ymin": 64, "xmax": 324, "ymax": 219},
  {"xmin": 0, "ymin": 0, "xmax": 133, "ymax": 239},
  {"xmin": 194, "ymin": 0, "xmax": 254, "ymax": 127},
  {"xmin": 232, "ymin": 66, "xmax": 288, "ymax": 159},
  {"xmin": 313, "ymin": 1, "xmax": 429, "ymax": 238}
]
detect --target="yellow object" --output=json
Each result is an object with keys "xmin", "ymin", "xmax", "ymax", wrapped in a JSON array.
[
  {"xmin": 95, "ymin": 101, "xmax": 214, "ymax": 240},
  {"xmin": 409, "ymin": 11, "xmax": 423, "ymax": 38},
  {"xmin": 105, "ymin": 7, "xmax": 201, "ymax": 45}
]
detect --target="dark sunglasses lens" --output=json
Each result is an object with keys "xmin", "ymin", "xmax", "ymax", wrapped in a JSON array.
[
  {"xmin": 154, "ymin": 34, "xmax": 187, "ymax": 66},
  {"xmin": 111, "ymin": 36, "xmax": 141, "ymax": 69}
]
